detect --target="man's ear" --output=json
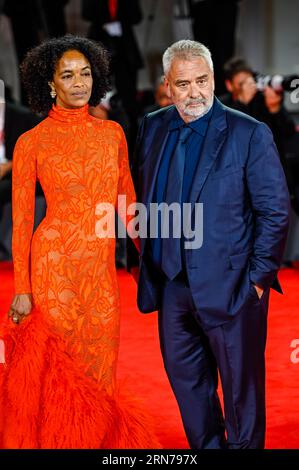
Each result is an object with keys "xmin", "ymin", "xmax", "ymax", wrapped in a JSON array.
[
  {"xmin": 164, "ymin": 77, "xmax": 171, "ymax": 98},
  {"xmin": 225, "ymin": 79, "xmax": 233, "ymax": 93}
]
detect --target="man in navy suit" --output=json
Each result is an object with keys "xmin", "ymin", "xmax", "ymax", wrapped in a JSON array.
[{"xmin": 132, "ymin": 40, "xmax": 290, "ymax": 449}]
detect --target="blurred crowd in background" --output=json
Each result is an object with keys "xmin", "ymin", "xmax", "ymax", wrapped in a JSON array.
[{"xmin": 1, "ymin": 0, "xmax": 299, "ymax": 266}]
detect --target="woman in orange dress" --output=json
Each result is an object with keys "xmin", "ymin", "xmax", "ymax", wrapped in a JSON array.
[{"xmin": 0, "ymin": 35, "xmax": 156, "ymax": 449}]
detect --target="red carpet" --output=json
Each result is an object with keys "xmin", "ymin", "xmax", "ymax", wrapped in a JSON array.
[{"xmin": 1, "ymin": 262, "xmax": 299, "ymax": 448}]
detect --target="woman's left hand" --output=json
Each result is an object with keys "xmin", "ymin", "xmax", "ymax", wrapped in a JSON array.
[{"xmin": 8, "ymin": 293, "xmax": 33, "ymax": 325}]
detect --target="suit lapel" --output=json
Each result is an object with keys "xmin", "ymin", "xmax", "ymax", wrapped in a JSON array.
[
  {"xmin": 140, "ymin": 107, "xmax": 175, "ymax": 255},
  {"xmin": 189, "ymin": 98, "xmax": 228, "ymax": 204},
  {"xmin": 142, "ymin": 107, "xmax": 176, "ymax": 208}
]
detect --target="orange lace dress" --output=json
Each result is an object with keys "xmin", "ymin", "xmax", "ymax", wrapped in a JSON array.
[{"xmin": 0, "ymin": 105, "xmax": 157, "ymax": 449}]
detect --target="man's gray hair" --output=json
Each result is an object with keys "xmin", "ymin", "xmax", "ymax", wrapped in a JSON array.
[{"xmin": 162, "ymin": 40, "xmax": 213, "ymax": 75}]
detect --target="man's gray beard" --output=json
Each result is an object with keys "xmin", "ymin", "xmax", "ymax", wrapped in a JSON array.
[{"xmin": 178, "ymin": 96, "xmax": 214, "ymax": 122}]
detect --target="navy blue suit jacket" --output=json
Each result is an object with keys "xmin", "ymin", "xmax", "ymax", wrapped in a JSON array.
[{"xmin": 132, "ymin": 98, "xmax": 290, "ymax": 328}]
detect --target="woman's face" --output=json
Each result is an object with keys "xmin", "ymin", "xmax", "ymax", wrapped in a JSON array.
[{"xmin": 49, "ymin": 49, "xmax": 93, "ymax": 109}]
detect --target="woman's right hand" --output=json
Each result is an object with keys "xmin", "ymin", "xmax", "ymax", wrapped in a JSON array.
[{"xmin": 8, "ymin": 293, "xmax": 33, "ymax": 325}]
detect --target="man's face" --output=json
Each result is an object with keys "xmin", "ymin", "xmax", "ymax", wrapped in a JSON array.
[{"xmin": 164, "ymin": 57, "xmax": 214, "ymax": 122}]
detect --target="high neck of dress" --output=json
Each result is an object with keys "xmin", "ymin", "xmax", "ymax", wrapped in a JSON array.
[{"xmin": 48, "ymin": 104, "xmax": 89, "ymax": 123}]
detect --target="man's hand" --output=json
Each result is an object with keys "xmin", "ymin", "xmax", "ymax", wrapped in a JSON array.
[
  {"xmin": 254, "ymin": 284, "xmax": 264, "ymax": 299},
  {"xmin": 8, "ymin": 293, "xmax": 33, "ymax": 324},
  {"xmin": 264, "ymin": 86, "xmax": 282, "ymax": 114}
]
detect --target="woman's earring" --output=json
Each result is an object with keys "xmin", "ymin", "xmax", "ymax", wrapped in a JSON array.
[{"xmin": 50, "ymin": 89, "xmax": 56, "ymax": 99}]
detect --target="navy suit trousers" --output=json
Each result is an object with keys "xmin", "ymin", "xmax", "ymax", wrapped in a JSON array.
[{"xmin": 158, "ymin": 277, "xmax": 269, "ymax": 449}]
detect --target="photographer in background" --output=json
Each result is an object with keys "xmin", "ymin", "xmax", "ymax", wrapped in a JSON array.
[
  {"xmin": 220, "ymin": 58, "xmax": 296, "ymax": 174},
  {"xmin": 220, "ymin": 58, "xmax": 299, "ymax": 263}
]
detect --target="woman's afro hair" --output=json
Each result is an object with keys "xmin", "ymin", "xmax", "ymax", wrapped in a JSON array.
[{"xmin": 20, "ymin": 35, "xmax": 111, "ymax": 115}]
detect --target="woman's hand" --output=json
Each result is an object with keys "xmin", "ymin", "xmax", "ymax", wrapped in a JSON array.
[{"xmin": 8, "ymin": 293, "xmax": 33, "ymax": 325}]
